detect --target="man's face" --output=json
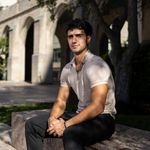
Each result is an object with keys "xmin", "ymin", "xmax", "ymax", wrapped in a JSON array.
[{"xmin": 67, "ymin": 28, "xmax": 91, "ymax": 54}]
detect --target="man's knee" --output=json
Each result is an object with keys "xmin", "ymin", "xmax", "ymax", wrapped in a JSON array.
[
  {"xmin": 63, "ymin": 126, "xmax": 84, "ymax": 150},
  {"xmin": 25, "ymin": 118, "xmax": 35, "ymax": 134},
  {"xmin": 63, "ymin": 126, "xmax": 79, "ymax": 141}
]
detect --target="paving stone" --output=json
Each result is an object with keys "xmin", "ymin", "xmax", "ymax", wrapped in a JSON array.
[{"xmin": 0, "ymin": 81, "xmax": 58, "ymax": 105}]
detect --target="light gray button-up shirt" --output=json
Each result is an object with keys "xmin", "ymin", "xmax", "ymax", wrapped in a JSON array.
[{"xmin": 60, "ymin": 51, "xmax": 116, "ymax": 117}]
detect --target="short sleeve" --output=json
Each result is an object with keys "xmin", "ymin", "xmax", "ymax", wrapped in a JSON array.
[
  {"xmin": 60, "ymin": 66, "xmax": 70, "ymax": 87},
  {"xmin": 86, "ymin": 59, "xmax": 111, "ymax": 88}
]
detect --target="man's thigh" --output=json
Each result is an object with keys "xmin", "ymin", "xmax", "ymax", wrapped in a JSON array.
[
  {"xmin": 26, "ymin": 112, "xmax": 49, "ymax": 139},
  {"xmin": 26, "ymin": 111, "xmax": 76, "ymax": 138},
  {"xmin": 63, "ymin": 114, "xmax": 115, "ymax": 146}
]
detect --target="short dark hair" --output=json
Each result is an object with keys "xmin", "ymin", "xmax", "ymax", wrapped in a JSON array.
[{"xmin": 66, "ymin": 18, "xmax": 93, "ymax": 36}]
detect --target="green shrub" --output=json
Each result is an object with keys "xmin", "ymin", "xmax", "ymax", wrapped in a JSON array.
[{"xmin": 0, "ymin": 37, "xmax": 8, "ymax": 80}]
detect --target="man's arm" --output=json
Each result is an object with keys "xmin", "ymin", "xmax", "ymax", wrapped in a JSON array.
[
  {"xmin": 47, "ymin": 86, "xmax": 70, "ymax": 135},
  {"xmin": 65, "ymin": 84, "xmax": 108, "ymax": 127},
  {"xmin": 50, "ymin": 86, "xmax": 70, "ymax": 118}
]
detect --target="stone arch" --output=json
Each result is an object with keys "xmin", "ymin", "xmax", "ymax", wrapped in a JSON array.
[
  {"xmin": 1, "ymin": 25, "xmax": 10, "ymax": 80},
  {"xmin": 42, "ymin": 3, "xmax": 74, "ymax": 83},
  {"xmin": 2, "ymin": 25, "xmax": 10, "ymax": 52},
  {"xmin": 2, "ymin": 25, "xmax": 10, "ymax": 50},
  {"xmin": 22, "ymin": 16, "xmax": 34, "ymax": 45},
  {"xmin": 52, "ymin": 35, "xmax": 61, "ymax": 82},
  {"xmin": 55, "ymin": 3, "xmax": 71, "ymax": 19},
  {"xmin": 22, "ymin": 16, "xmax": 34, "ymax": 82},
  {"xmin": 54, "ymin": 3, "xmax": 78, "ymax": 102},
  {"xmin": 2, "ymin": 25, "xmax": 10, "ymax": 38},
  {"xmin": 55, "ymin": 3, "xmax": 74, "ymax": 69}
]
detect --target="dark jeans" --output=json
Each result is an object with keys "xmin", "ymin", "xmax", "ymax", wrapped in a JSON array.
[{"xmin": 25, "ymin": 112, "xmax": 115, "ymax": 150}]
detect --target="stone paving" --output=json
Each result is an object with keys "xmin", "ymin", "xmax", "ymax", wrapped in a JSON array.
[
  {"xmin": 0, "ymin": 81, "xmax": 59, "ymax": 149},
  {"xmin": 0, "ymin": 81, "xmax": 59, "ymax": 105}
]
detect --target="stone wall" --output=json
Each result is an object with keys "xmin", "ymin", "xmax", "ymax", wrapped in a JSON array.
[{"xmin": 0, "ymin": 0, "xmax": 72, "ymax": 84}]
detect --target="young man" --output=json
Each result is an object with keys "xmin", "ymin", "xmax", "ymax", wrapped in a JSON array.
[{"xmin": 25, "ymin": 19, "xmax": 116, "ymax": 150}]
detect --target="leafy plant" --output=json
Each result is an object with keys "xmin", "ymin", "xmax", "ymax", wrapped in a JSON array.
[
  {"xmin": 0, "ymin": 37, "xmax": 8, "ymax": 80},
  {"xmin": 37, "ymin": 0, "xmax": 57, "ymax": 20},
  {"xmin": 0, "ymin": 102, "xmax": 53, "ymax": 125}
]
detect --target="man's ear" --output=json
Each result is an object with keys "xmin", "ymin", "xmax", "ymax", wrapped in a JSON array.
[{"xmin": 87, "ymin": 36, "xmax": 91, "ymax": 44}]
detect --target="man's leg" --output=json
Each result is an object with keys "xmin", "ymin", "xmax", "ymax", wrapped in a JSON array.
[
  {"xmin": 25, "ymin": 111, "xmax": 75, "ymax": 150},
  {"xmin": 63, "ymin": 114, "xmax": 115, "ymax": 150},
  {"xmin": 25, "ymin": 112, "xmax": 50, "ymax": 150}
]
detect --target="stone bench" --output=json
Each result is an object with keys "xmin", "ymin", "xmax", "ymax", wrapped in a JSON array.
[
  {"xmin": 0, "ymin": 140, "xmax": 16, "ymax": 150},
  {"xmin": 11, "ymin": 110, "xmax": 150, "ymax": 150}
]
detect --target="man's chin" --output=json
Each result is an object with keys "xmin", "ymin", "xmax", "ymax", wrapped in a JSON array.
[
  {"xmin": 71, "ymin": 49, "xmax": 79, "ymax": 53},
  {"xmin": 73, "ymin": 50, "xmax": 84, "ymax": 55}
]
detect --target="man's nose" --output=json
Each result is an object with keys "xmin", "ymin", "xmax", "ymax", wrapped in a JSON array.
[{"xmin": 72, "ymin": 36, "xmax": 77, "ymax": 42}]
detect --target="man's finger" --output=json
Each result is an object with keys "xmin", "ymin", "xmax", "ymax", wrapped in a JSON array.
[
  {"xmin": 47, "ymin": 125, "xmax": 54, "ymax": 133},
  {"xmin": 53, "ymin": 132, "xmax": 57, "ymax": 137},
  {"xmin": 48, "ymin": 129, "xmax": 55, "ymax": 135}
]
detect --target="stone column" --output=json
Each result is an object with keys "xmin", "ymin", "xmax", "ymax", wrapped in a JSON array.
[
  {"xmin": 7, "ymin": 29, "xmax": 12, "ymax": 81},
  {"xmin": 32, "ymin": 19, "xmax": 40, "ymax": 83},
  {"xmin": 7, "ymin": 28, "xmax": 19, "ymax": 81},
  {"xmin": 7, "ymin": 24, "xmax": 24, "ymax": 82},
  {"xmin": 35, "ymin": 9, "xmax": 57, "ymax": 84}
]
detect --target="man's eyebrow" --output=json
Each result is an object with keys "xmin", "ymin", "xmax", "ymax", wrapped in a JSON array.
[{"xmin": 67, "ymin": 33, "xmax": 85, "ymax": 37}]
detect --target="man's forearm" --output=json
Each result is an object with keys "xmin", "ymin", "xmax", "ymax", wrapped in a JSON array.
[
  {"xmin": 49, "ymin": 86, "xmax": 69, "ymax": 120},
  {"xmin": 47, "ymin": 100, "xmax": 67, "ymax": 137},
  {"xmin": 65, "ymin": 102, "xmax": 104, "ymax": 127},
  {"xmin": 49, "ymin": 100, "xmax": 66, "ymax": 119}
]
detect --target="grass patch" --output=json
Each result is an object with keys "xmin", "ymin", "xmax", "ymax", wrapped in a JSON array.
[
  {"xmin": 0, "ymin": 103, "xmax": 150, "ymax": 131},
  {"xmin": 116, "ymin": 114, "xmax": 150, "ymax": 131},
  {"xmin": 0, "ymin": 102, "xmax": 53, "ymax": 125}
]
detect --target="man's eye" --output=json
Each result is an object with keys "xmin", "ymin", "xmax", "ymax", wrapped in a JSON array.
[
  {"xmin": 76, "ymin": 34, "xmax": 82, "ymax": 37},
  {"xmin": 68, "ymin": 35, "xmax": 73, "ymax": 38},
  {"xmin": 67, "ymin": 34, "xmax": 85, "ymax": 39}
]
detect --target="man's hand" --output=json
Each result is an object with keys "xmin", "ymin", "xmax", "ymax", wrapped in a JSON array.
[
  {"xmin": 47, "ymin": 117, "xmax": 59, "ymax": 135},
  {"xmin": 53, "ymin": 118, "xmax": 66, "ymax": 137},
  {"xmin": 47, "ymin": 117, "xmax": 66, "ymax": 137}
]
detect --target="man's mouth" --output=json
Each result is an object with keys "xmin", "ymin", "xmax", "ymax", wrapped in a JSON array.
[{"xmin": 71, "ymin": 45, "xmax": 78, "ymax": 48}]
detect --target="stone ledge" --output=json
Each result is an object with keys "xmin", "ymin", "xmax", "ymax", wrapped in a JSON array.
[
  {"xmin": 0, "ymin": 123, "xmax": 12, "ymax": 145},
  {"xmin": 11, "ymin": 109, "xmax": 50, "ymax": 150},
  {"xmin": 87, "ymin": 124, "xmax": 150, "ymax": 150},
  {"xmin": 11, "ymin": 110, "xmax": 150, "ymax": 150},
  {"xmin": 0, "ymin": 140, "xmax": 16, "ymax": 150}
]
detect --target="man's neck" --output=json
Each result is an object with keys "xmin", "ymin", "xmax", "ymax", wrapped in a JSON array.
[
  {"xmin": 74, "ymin": 49, "xmax": 88, "ymax": 71},
  {"xmin": 74, "ymin": 49, "xmax": 88, "ymax": 65}
]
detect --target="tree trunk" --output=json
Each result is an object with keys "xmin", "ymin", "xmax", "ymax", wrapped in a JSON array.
[
  {"xmin": 110, "ymin": 16, "xmax": 127, "ymax": 71},
  {"xmin": 116, "ymin": 0, "xmax": 139, "ymax": 104}
]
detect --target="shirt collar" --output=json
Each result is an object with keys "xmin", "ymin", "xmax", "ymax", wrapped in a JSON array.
[{"xmin": 70, "ymin": 50, "xmax": 91, "ymax": 67}]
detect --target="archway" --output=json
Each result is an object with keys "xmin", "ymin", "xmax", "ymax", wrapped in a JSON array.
[
  {"xmin": 52, "ymin": 35, "xmax": 61, "ymax": 82},
  {"xmin": 0, "ymin": 26, "xmax": 10, "ymax": 80},
  {"xmin": 54, "ymin": 9, "xmax": 73, "ymax": 83},
  {"xmin": 25, "ymin": 22, "xmax": 34, "ymax": 82}
]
